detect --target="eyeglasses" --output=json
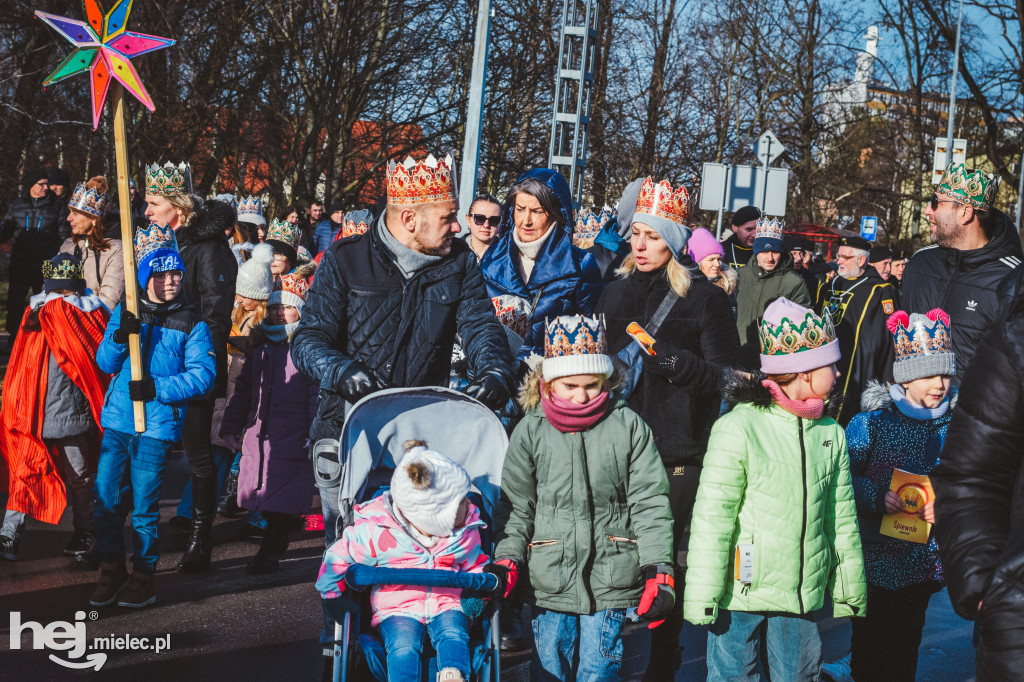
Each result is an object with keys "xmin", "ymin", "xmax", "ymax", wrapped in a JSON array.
[
  {"xmin": 153, "ymin": 271, "xmax": 183, "ymax": 282},
  {"xmin": 929, "ymin": 194, "xmax": 962, "ymax": 211},
  {"xmin": 272, "ymin": 253, "xmax": 290, "ymax": 262},
  {"xmin": 469, "ymin": 213, "xmax": 501, "ymax": 227}
]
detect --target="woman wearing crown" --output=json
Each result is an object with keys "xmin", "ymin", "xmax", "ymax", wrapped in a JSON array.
[
  {"xmin": 595, "ymin": 177, "xmax": 742, "ymax": 679},
  {"xmin": 143, "ymin": 161, "xmax": 238, "ymax": 573},
  {"xmin": 57, "ymin": 175, "xmax": 125, "ymax": 312}
]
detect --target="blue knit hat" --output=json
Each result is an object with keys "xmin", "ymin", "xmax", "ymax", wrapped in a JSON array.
[
  {"xmin": 135, "ymin": 222, "xmax": 185, "ymax": 289},
  {"xmin": 752, "ymin": 217, "xmax": 785, "ymax": 255}
]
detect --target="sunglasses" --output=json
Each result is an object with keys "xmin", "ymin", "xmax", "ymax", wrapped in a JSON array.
[
  {"xmin": 470, "ymin": 213, "xmax": 501, "ymax": 227},
  {"xmin": 929, "ymin": 194, "xmax": 962, "ymax": 211}
]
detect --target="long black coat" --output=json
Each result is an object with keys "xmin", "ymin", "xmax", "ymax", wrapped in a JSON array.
[
  {"xmin": 932, "ymin": 266, "xmax": 1024, "ymax": 681},
  {"xmin": 1, "ymin": 189, "xmax": 69, "ymax": 271},
  {"xmin": 596, "ymin": 265, "xmax": 741, "ymax": 466},
  {"xmin": 292, "ymin": 217, "xmax": 515, "ymax": 443}
]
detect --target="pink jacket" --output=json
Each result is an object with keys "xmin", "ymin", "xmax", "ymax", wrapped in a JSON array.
[{"xmin": 316, "ymin": 495, "xmax": 488, "ymax": 626}]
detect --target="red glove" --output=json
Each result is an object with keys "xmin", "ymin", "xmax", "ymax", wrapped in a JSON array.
[
  {"xmin": 493, "ymin": 558, "xmax": 518, "ymax": 598},
  {"xmin": 636, "ymin": 564, "xmax": 675, "ymax": 629}
]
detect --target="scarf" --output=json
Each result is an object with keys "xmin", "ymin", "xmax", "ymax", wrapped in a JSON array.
[
  {"xmin": 261, "ymin": 321, "xmax": 299, "ymax": 342},
  {"xmin": 889, "ymin": 384, "xmax": 950, "ymax": 421},
  {"xmin": 762, "ymin": 379, "xmax": 824, "ymax": 420},
  {"xmin": 540, "ymin": 384, "xmax": 611, "ymax": 433},
  {"xmin": 513, "ymin": 224, "xmax": 556, "ymax": 282},
  {"xmin": 376, "ymin": 214, "xmax": 442, "ymax": 279}
]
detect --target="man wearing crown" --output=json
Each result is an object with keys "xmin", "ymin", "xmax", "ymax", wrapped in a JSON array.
[{"xmin": 902, "ymin": 160, "xmax": 1023, "ymax": 385}]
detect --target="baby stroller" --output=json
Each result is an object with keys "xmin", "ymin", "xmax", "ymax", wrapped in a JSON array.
[{"xmin": 317, "ymin": 387, "xmax": 508, "ymax": 682}]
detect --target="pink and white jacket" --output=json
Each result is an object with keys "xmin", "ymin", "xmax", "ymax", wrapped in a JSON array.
[{"xmin": 316, "ymin": 494, "xmax": 489, "ymax": 626}]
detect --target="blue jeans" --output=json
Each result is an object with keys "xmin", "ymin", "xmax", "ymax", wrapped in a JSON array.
[
  {"xmin": 531, "ymin": 608, "xmax": 627, "ymax": 681},
  {"xmin": 93, "ymin": 429, "xmax": 172, "ymax": 573},
  {"xmin": 378, "ymin": 610, "xmax": 471, "ymax": 682},
  {"xmin": 706, "ymin": 610, "xmax": 822, "ymax": 681}
]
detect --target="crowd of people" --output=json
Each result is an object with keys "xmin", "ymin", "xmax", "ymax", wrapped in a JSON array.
[{"xmin": 0, "ymin": 153, "xmax": 1022, "ymax": 682}]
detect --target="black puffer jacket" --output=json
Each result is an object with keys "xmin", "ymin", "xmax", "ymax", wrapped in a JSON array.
[
  {"xmin": 175, "ymin": 198, "xmax": 238, "ymax": 398},
  {"xmin": 932, "ymin": 266, "xmax": 1024, "ymax": 681},
  {"xmin": 1, "ymin": 189, "xmax": 69, "ymax": 270},
  {"xmin": 596, "ymin": 264, "xmax": 741, "ymax": 466},
  {"xmin": 902, "ymin": 209, "xmax": 1023, "ymax": 386},
  {"xmin": 292, "ymin": 218, "xmax": 516, "ymax": 443}
]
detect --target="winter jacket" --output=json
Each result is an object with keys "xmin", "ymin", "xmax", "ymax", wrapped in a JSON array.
[
  {"xmin": 292, "ymin": 217, "xmax": 515, "ymax": 443},
  {"xmin": 683, "ymin": 373, "xmax": 867, "ymax": 625},
  {"xmin": 847, "ymin": 381, "xmax": 952, "ymax": 591},
  {"xmin": 494, "ymin": 372, "xmax": 673, "ymax": 614},
  {"xmin": 722, "ymin": 235, "xmax": 753, "ymax": 269},
  {"xmin": 596, "ymin": 266, "xmax": 741, "ymax": 465},
  {"xmin": 313, "ymin": 218, "xmax": 339, "ymax": 254},
  {"xmin": 735, "ymin": 255, "xmax": 812, "ymax": 369},
  {"xmin": 931, "ymin": 266, "xmax": 1024, "ymax": 680},
  {"xmin": 901, "ymin": 209, "xmax": 1023, "ymax": 386},
  {"xmin": 220, "ymin": 335, "xmax": 318, "ymax": 515},
  {"xmin": 211, "ymin": 311, "xmax": 260, "ymax": 450},
  {"xmin": 814, "ymin": 270, "xmax": 899, "ymax": 425},
  {"xmin": 1, "ymin": 189, "xmax": 69, "ymax": 270},
  {"xmin": 59, "ymin": 237, "xmax": 125, "ymax": 312},
  {"xmin": 175, "ymin": 199, "xmax": 238, "ymax": 398},
  {"xmin": 585, "ymin": 223, "xmax": 630, "ymax": 283},
  {"xmin": 97, "ymin": 297, "xmax": 216, "ymax": 442},
  {"xmin": 481, "ymin": 169, "xmax": 605, "ymax": 361},
  {"xmin": 317, "ymin": 494, "xmax": 489, "ymax": 626}
]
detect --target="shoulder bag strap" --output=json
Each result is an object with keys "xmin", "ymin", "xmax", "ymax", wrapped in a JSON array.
[{"xmin": 646, "ymin": 291, "xmax": 678, "ymax": 336}]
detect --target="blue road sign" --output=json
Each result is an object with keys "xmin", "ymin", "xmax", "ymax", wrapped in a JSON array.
[{"xmin": 860, "ymin": 216, "xmax": 878, "ymax": 242}]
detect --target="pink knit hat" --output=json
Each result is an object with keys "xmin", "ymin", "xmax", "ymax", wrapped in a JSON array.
[
  {"xmin": 759, "ymin": 298, "xmax": 841, "ymax": 374},
  {"xmin": 688, "ymin": 228, "xmax": 724, "ymax": 264}
]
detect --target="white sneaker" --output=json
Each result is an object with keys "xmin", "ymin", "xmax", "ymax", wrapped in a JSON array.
[
  {"xmin": 822, "ymin": 654, "xmax": 854, "ymax": 682},
  {"xmin": 437, "ymin": 668, "xmax": 464, "ymax": 682}
]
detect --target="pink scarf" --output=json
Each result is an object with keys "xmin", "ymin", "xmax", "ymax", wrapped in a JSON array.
[
  {"xmin": 541, "ymin": 384, "xmax": 611, "ymax": 433},
  {"xmin": 762, "ymin": 379, "xmax": 824, "ymax": 420}
]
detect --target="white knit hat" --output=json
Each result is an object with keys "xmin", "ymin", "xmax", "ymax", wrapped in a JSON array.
[
  {"xmin": 267, "ymin": 272, "xmax": 309, "ymax": 313},
  {"xmin": 235, "ymin": 242, "xmax": 274, "ymax": 301},
  {"xmin": 390, "ymin": 441, "xmax": 471, "ymax": 539},
  {"xmin": 542, "ymin": 315, "xmax": 615, "ymax": 382}
]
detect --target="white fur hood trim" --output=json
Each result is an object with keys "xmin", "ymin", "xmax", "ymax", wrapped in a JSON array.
[{"xmin": 30, "ymin": 290, "xmax": 107, "ymax": 313}]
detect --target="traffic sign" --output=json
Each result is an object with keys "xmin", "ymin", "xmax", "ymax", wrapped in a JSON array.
[
  {"xmin": 700, "ymin": 162, "xmax": 789, "ymax": 216},
  {"xmin": 932, "ymin": 138, "xmax": 967, "ymax": 184},
  {"xmin": 754, "ymin": 131, "xmax": 785, "ymax": 165},
  {"xmin": 860, "ymin": 216, "xmax": 878, "ymax": 242}
]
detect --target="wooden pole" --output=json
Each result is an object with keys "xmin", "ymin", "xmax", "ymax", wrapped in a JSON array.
[{"xmin": 111, "ymin": 83, "xmax": 147, "ymax": 433}]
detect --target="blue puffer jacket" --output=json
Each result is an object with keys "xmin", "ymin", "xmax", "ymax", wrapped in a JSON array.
[
  {"xmin": 97, "ymin": 296, "xmax": 216, "ymax": 442},
  {"xmin": 480, "ymin": 169, "xmax": 605, "ymax": 361}
]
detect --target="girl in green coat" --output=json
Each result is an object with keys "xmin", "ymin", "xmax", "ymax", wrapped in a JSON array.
[
  {"xmin": 494, "ymin": 314, "xmax": 674, "ymax": 681},
  {"xmin": 684, "ymin": 297, "xmax": 867, "ymax": 681}
]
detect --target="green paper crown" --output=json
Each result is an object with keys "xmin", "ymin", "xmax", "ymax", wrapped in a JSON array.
[
  {"xmin": 937, "ymin": 161, "xmax": 999, "ymax": 210},
  {"xmin": 760, "ymin": 310, "xmax": 836, "ymax": 357},
  {"xmin": 145, "ymin": 162, "xmax": 192, "ymax": 197}
]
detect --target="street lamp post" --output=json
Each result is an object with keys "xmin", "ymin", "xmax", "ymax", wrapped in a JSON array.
[{"xmin": 944, "ymin": 0, "xmax": 964, "ymax": 164}]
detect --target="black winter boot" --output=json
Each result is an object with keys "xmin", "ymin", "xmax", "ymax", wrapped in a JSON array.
[
  {"xmin": 176, "ymin": 475, "xmax": 216, "ymax": 573},
  {"xmin": 216, "ymin": 469, "xmax": 242, "ymax": 517}
]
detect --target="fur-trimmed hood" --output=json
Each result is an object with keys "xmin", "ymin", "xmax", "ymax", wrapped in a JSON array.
[
  {"xmin": 721, "ymin": 370, "xmax": 842, "ymax": 419},
  {"xmin": 176, "ymin": 196, "xmax": 235, "ymax": 247},
  {"xmin": 859, "ymin": 379, "xmax": 958, "ymax": 412},
  {"xmin": 711, "ymin": 266, "xmax": 738, "ymax": 295}
]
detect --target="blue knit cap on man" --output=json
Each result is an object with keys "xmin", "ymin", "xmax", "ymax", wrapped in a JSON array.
[{"xmin": 752, "ymin": 217, "xmax": 785, "ymax": 255}]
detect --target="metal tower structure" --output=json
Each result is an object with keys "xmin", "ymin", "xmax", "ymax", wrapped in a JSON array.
[{"xmin": 548, "ymin": 0, "xmax": 599, "ymax": 206}]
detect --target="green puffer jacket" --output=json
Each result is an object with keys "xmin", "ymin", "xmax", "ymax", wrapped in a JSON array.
[
  {"xmin": 683, "ymin": 373, "xmax": 867, "ymax": 625},
  {"xmin": 495, "ymin": 370, "xmax": 673, "ymax": 614},
  {"xmin": 735, "ymin": 255, "xmax": 812, "ymax": 369}
]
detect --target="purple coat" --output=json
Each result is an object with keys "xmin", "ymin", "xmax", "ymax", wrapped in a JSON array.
[{"xmin": 221, "ymin": 338, "xmax": 318, "ymax": 515}]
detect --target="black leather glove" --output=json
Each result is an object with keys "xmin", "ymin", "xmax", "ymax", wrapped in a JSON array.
[
  {"xmin": 482, "ymin": 559, "xmax": 518, "ymax": 598},
  {"xmin": 128, "ymin": 377, "xmax": 156, "ymax": 402},
  {"xmin": 642, "ymin": 342, "xmax": 696, "ymax": 379},
  {"xmin": 113, "ymin": 309, "xmax": 142, "ymax": 344},
  {"xmin": 636, "ymin": 563, "xmax": 675, "ymax": 629},
  {"xmin": 464, "ymin": 371, "xmax": 512, "ymax": 410},
  {"xmin": 336, "ymin": 362, "xmax": 390, "ymax": 403}
]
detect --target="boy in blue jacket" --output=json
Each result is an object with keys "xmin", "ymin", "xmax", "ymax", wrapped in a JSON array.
[{"xmin": 89, "ymin": 223, "xmax": 216, "ymax": 609}]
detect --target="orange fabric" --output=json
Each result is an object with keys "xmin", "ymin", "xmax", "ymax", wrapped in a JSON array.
[{"xmin": 0, "ymin": 300, "xmax": 109, "ymax": 524}]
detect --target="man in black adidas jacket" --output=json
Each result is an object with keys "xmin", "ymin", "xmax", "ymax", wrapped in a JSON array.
[{"xmin": 902, "ymin": 163, "xmax": 1023, "ymax": 386}]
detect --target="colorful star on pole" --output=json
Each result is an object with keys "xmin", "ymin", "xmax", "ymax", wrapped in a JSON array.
[{"xmin": 36, "ymin": 1, "xmax": 175, "ymax": 129}]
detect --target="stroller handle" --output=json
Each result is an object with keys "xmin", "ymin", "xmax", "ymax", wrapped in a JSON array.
[{"xmin": 346, "ymin": 564, "xmax": 499, "ymax": 592}]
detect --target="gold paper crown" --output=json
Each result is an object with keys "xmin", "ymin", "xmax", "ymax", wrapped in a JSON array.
[
  {"xmin": 386, "ymin": 154, "xmax": 458, "ymax": 206},
  {"xmin": 266, "ymin": 218, "xmax": 299, "ymax": 247},
  {"xmin": 145, "ymin": 161, "xmax": 192, "ymax": 197},
  {"xmin": 759, "ymin": 309, "xmax": 836, "ymax": 357},
  {"xmin": 937, "ymin": 161, "xmax": 999, "ymax": 210},
  {"xmin": 69, "ymin": 182, "xmax": 111, "ymax": 218},
  {"xmin": 634, "ymin": 177, "xmax": 690, "ymax": 225},
  {"xmin": 42, "ymin": 256, "xmax": 85, "ymax": 281}
]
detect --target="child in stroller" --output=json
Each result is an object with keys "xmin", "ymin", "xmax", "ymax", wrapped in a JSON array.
[{"xmin": 317, "ymin": 440, "xmax": 507, "ymax": 682}]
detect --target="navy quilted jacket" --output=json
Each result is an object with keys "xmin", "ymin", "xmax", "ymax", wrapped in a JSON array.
[{"xmin": 291, "ymin": 216, "xmax": 515, "ymax": 442}]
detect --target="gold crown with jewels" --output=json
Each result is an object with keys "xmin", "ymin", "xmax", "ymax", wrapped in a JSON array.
[{"xmin": 145, "ymin": 161, "xmax": 192, "ymax": 197}]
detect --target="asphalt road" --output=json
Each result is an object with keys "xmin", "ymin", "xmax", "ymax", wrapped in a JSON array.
[{"xmin": 1, "ymin": 448, "xmax": 977, "ymax": 681}]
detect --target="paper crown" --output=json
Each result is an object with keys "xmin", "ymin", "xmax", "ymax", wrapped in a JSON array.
[
  {"xmin": 145, "ymin": 162, "xmax": 192, "ymax": 197},
  {"xmin": 342, "ymin": 211, "xmax": 372, "ymax": 239},
  {"xmin": 68, "ymin": 182, "xmax": 111, "ymax": 218},
  {"xmin": 269, "ymin": 272, "xmax": 310, "ymax": 310},
  {"xmin": 266, "ymin": 218, "xmax": 299, "ymax": 247},
  {"xmin": 42, "ymin": 254, "xmax": 85, "ymax": 281},
  {"xmin": 134, "ymin": 222, "xmax": 178, "ymax": 262},
  {"xmin": 887, "ymin": 309, "xmax": 956, "ymax": 381},
  {"xmin": 386, "ymin": 154, "xmax": 458, "ymax": 206},
  {"xmin": 755, "ymin": 217, "xmax": 785, "ymax": 241},
  {"xmin": 760, "ymin": 309, "xmax": 837, "ymax": 358},
  {"xmin": 937, "ymin": 161, "xmax": 999, "ymax": 210},
  {"xmin": 634, "ymin": 177, "xmax": 690, "ymax": 225},
  {"xmin": 237, "ymin": 195, "xmax": 264, "ymax": 222},
  {"xmin": 573, "ymin": 205, "xmax": 616, "ymax": 245},
  {"xmin": 492, "ymin": 294, "xmax": 533, "ymax": 341},
  {"xmin": 544, "ymin": 314, "xmax": 608, "ymax": 359}
]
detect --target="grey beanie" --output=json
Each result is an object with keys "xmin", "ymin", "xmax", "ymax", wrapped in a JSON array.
[
  {"xmin": 235, "ymin": 242, "xmax": 275, "ymax": 300},
  {"xmin": 889, "ymin": 309, "xmax": 956, "ymax": 383}
]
